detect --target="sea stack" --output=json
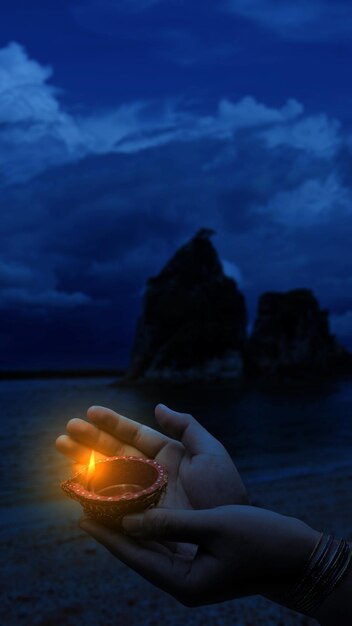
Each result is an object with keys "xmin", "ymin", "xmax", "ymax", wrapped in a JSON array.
[
  {"xmin": 246, "ymin": 289, "xmax": 348, "ymax": 377},
  {"xmin": 124, "ymin": 229, "xmax": 247, "ymax": 383}
]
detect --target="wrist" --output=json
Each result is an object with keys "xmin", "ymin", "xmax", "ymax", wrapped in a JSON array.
[
  {"xmin": 260, "ymin": 515, "xmax": 321, "ymax": 605},
  {"xmin": 263, "ymin": 524, "xmax": 352, "ymax": 623},
  {"xmin": 311, "ymin": 542, "xmax": 352, "ymax": 625}
]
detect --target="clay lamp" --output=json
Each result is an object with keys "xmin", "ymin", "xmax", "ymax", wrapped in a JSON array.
[{"xmin": 61, "ymin": 451, "xmax": 168, "ymax": 528}]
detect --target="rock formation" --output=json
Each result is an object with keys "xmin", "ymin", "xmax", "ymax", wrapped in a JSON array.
[
  {"xmin": 124, "ymin": 229, "xmax": 247, "ymax": 383},
  {"xmin": 246, "ymin": 289, "xmax": 349, "ymax": 377}
]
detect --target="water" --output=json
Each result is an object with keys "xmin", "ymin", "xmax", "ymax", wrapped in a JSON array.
[{"xmin": 1, "ymin": 376, "xmax": 352, "ymax": 512}]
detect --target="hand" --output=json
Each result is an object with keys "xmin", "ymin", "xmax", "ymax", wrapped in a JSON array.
[
  {"xmin": 79, "ymin": 505, "xmax": 320, "ymax": 607},
  {"xmin": 56, "ymin": 404, "xmax": 247, "ymax": 512}
]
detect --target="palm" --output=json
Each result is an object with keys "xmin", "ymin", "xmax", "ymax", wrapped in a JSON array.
[
  {"xmin": 157, "ymin": 443, "xmax": 246, "ymax": 511},
  {"xmin": 56, "ymin": 404, "xmax": 247, "ymax": 513}
]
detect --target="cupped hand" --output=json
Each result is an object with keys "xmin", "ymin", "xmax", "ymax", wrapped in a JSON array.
[
  {"xmin": 56, "ymin": 404, "xmax": 247, "ymax": 512},
  {"xmin": 79, "ymin": 505, "xmax": 320, "ymax": 607}
]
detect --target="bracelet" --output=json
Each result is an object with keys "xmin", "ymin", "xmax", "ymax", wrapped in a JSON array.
[{"xmin": 287, "ymin": 533, "xmax": 352, "ymax": 615}]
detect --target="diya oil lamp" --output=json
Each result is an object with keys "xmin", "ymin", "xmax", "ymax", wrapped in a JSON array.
[{"xmin": 61, "ymin": 451, "xmax": 168, "ymax": 528}]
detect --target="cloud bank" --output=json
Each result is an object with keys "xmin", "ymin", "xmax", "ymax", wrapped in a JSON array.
[
  {"xmin": 0, "ymin": 43, "xmax": 344, "ymax": 183},
  {"xmin": 1, "ymin": 42, "xmax": 351, "ymax": 367},
  {"xmin": 226, "ymin": 0, "xmax": 352, "ymax": 41},
  {"xmin": 72, "ymin": 0, "xmax": 352, "ymax": 43}
]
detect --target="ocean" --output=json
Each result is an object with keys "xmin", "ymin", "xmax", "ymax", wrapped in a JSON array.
[{"xmin": 1, "ymin": 375, "xmax": 352, "ymax": 511}]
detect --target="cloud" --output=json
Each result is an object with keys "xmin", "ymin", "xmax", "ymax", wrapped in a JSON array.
[
  {"xmin": 0, "ymin": 41, "xmax": 54, "ymax": 124},
  {"xmin": 90, "ymin": 238, "xmax": 173, "ymax": 289},
  {"xmin": 1, "ymin": 42, "xmax": 352, "ymax": 366},
  {"xmin": 2, "ymin": 129, "xmax": 352, "ymax": 366},
  {"xmin": 0, "ymin": 288, "xmax": 92, "ymax": 309},
  {"xmin": 73, "ymin": 0, "xmax": 352, "ymax": 43},
  {"xmin": 157, "ymin": 28, "xmax": 236, "ymax": 67},
  {"xmin": 112, "ymin": 0, "xmax": 162, "ymax": 12},
  {"xmin": 217, "ymin": 97, "xmax": 303, "ymax": 128},
  {"xmin": 0, "ymin": 258, "xmax": 93, "ymax": 310},
  {"xmin": 225, "ymin": 0, "xmax": 352, "ymax": 41},
  {"xmin": 261, "ymin": 114, "xmax": 341, "ymax": 159},
  {"xmin": 256, "ymin": 174, "xmax": 352, "ymax": 227},
  {"xmin": 0, "ymin": 41, "xmax": 306, "ymax": 183},
  {"xmin": 73, "ymin": 0, "xmax": 163, "ymax": 16},
  {"xmin": 221, "ymin": 259, "xmax": 244, "ymax": 288},
  {"xmin": 105, "ymin": 97, "xmax": 305, "ymax": 155},
  {"xmin": 0, "ymin": 260, "xmax": 36, "ymax": 288},
  {"xmin": 0, "ymin": 43, "xmax": 184, "ymax": 182},
  {"xmin": 331, "ymin": 311, "xmax": 352, "ymax": 339},
  {"xmin": 70, "ymin": 0, "xmax": 236, "ymax": 70},
  {"xmin": 1, "ymin": 42, "xmax": 347, "ymax": 187},
  {"xmin": 0, "ymin": 42, "xmax": 86, "ymax": 182}
]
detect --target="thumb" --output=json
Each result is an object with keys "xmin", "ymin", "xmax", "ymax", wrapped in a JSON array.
[
  {"xmin": 122, "ymin": 508, "xmax": 213, "ymax": 543},
  {"xmin": 155, "ymin": 404, "xmax": 222, "ymax": 456}
]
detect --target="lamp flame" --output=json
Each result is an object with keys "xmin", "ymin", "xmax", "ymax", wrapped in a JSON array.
[{"xmin": 86, "ymin": 450, "xmax": 95, "ymax": 490}]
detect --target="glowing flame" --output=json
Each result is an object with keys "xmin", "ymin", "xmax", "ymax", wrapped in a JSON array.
[{"xmin": 86, "ymin": 450, "xmax": 95, "ymax": 489}]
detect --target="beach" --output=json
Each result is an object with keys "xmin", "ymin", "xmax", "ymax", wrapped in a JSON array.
[{"xmin": 1, "ymin": 376, "xmax": 352, "ymax": 625}]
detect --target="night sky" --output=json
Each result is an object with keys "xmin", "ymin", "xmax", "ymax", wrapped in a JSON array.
[{"xmin": 1, "ymin": 0, "xmax": 352, "ymax": 369}]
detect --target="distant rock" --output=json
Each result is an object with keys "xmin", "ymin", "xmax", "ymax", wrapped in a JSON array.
[
  {"xmin": 246, "ymin": 289, "xmax": 351, "ymax": 378},
  {"xmin": 124, "ymin": 229, "xmax": 247, "ymax": 383}
]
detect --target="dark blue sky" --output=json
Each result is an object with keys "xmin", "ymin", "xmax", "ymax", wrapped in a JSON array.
[{"xmin": 1, "ymin": 0, "xmax": 352, "ymax": 369}]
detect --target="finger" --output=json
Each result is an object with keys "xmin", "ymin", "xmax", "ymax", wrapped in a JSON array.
[
  {"xmin": 122, "ymin": 508, "xmax": 213, "ymax": 544},
  {"xmin": 155, "ymin": 404, "xmax": 223, "ymax": 456},
  {"xmin": 87, "ymin": 406, "xmax": 170, "ymax": 459},
  {"xmin": 136, "ymin": 538, "xmax": 176, "ymax": 557},
  {"xmin": 55, "ymin": 434, "xmax": 107, "ymax": 464},
  {"xmin": 79, "ymin": 518, "xmax": 187, "ymax": 595},
  {"xmin": 66, "ymin": 418, "xmax": 144, "ymax": 458},
  {"xmin": 140, "ymin": 539, "xmax": 197, "ymax": 559},
  {"xmin": 72, "ymin": 462, "xmax": 85, "ymax": 476}
]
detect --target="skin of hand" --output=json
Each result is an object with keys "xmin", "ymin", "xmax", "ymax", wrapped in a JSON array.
[
  {"xmin": 57, "ymin": 407, "xmax": 352, "ymax": 622},
  {"xmin": 79, "ymin": 505, "xmax": 320, "ymax": 608},
  {"xmin": 56, "ymin": 404, "xmax": 248, "ymax": 512}
]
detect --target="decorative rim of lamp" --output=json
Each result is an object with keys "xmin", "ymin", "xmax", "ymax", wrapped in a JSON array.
[
  {"xmin": 61, "ymin": 456, "xmax": 168, "ymax": 527},
  {"xmin": 61, "ymin": 455, "xmax": 167, "ymax": 503}
]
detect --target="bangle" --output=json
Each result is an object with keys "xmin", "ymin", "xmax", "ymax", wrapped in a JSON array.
[{"xmin": 287, "ymin": 533, "xmax": 352, "ymax": 615}]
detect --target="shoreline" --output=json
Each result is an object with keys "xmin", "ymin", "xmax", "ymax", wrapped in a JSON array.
[{"xmin": 0, "ymin": 369, "xmax": 125, "ymax": 381}]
